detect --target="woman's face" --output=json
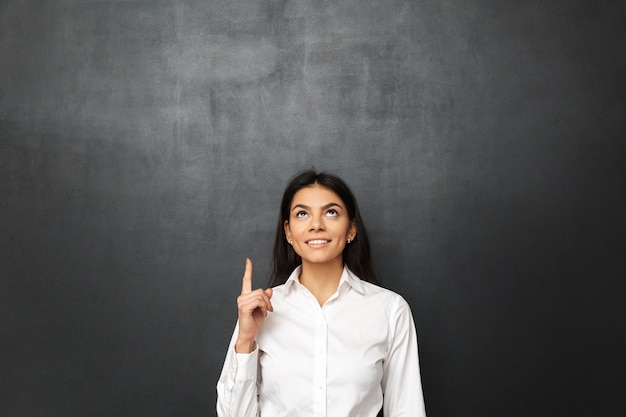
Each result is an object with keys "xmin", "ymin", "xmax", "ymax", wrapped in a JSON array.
[{"xmin": 284, "ymin": 184, "xmax": 356, "ymax": 268}]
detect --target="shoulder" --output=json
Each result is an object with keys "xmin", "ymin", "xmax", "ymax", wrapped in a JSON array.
[
  {"xmin": 355, "ymin": 279, "xmax": 412, "ymax": 316},
  {"xmin": 363, "ymin": 281, "xmax": 410, "ymax": 303},
  {"xmin": 347, "ymin": 268, "xmax": 404, "ymax": 301},
  {"xmin": 269, "ymin": 282, "xmax": 289, "ymax": 299}
]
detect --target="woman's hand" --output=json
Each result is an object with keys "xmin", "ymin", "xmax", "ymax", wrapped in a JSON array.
[{"xmin": 235, "ymin": 258, "xmax": 273, "ymax": 353}]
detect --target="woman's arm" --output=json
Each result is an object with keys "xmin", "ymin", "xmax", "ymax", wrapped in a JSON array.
[
  {"xmin": 216, "ymin": 322, "xmax": 260, "ymax": 417},
  {"xmin": 381, "ymin": 297, "xmax": 427, "ymax": 416},
  {"xmin": 217, "ymin": 260, "xmax": 271, "ymax": 416}
]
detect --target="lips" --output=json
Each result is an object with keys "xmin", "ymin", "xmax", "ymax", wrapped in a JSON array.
[{"xmin": 306, "ymin": 239, "xmax": 330, "ymax": 245}]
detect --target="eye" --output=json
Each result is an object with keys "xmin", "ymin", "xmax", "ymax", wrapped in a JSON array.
[
  {"xmin": 295, "ymin": 211, "xmax": 308, "ymax": 218},
  {"xmin": 326, "ymin": 209, "xmax": 338, "ymax": 217}
]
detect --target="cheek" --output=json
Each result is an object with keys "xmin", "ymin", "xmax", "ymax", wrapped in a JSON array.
[{"xmin": 289, "ymin": 221, "xmax": 304, "ymax": 234}]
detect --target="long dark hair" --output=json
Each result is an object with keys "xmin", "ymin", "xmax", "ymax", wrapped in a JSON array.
[{"xmin": 269, "ymin": 170, "xmax": 379, "ymax": 287}]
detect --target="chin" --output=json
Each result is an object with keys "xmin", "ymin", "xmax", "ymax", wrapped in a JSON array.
[{"xmin": 301, "ymin": 253, "xmax": 343, "ymax": 266}]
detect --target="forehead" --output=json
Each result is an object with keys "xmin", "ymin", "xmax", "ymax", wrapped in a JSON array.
[{"xmin": 290, "ymin": 184, "xmax": 344, "ymax": 207}]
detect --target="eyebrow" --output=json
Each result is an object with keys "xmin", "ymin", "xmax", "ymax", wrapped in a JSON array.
[{"xmin": 291, "ymin": 202, "xmax": 343, "ymax": 212}]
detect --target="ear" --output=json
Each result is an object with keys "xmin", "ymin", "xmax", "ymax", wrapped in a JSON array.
[
  {"xmin": 348, "ymin": 221, "xmax": 357, "ymax": 241},
  {"xmin": 284, "ymin": 220, "xmax": 291, "ymax": 242}
]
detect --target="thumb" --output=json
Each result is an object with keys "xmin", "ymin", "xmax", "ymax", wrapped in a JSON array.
[{"xmin": 264, "ymin": 288, "xmax": 274, "ymax": 312}]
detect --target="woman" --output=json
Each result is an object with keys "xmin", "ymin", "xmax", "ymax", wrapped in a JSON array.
[{"xmin": 217, "ymin": 170, "xmax": 427, "ymax": 416}]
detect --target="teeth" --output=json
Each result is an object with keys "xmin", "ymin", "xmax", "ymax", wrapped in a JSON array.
[{"xmin": 307, "ymin": 240, "xmax": 329, "ymax": 245}]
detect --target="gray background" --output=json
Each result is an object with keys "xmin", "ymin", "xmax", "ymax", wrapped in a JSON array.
[{"xmin": 1, "ymin": 0, "xmax": 625, "ymax": 416}]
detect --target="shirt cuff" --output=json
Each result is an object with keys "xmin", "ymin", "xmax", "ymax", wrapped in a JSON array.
[{"xmin": 232, "ymin": 345, "xmax": 259, "ymax": 381}]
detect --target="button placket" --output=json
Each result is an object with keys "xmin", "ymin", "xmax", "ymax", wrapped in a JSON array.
[{"xmin": 312, "ymin": 311, "xmax": 328, "ymax": 416}]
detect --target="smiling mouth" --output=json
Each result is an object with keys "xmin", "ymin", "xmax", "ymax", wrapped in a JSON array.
[{"xmin": 306, "ymin": 239, "xmax": 330, "ymax": 245}]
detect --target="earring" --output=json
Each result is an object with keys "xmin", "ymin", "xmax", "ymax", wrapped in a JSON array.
[
  {"xmin": 289, "ymin": 240, "xmax": 293, "ymax": 245},
  {"xmin": 347, "ymin": 238, "xmax": 351, "ymax": 244}
]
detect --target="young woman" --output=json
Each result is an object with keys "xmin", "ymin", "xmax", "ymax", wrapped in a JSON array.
[{"xmin": 216, "ymin": 170, "xmax": 427, "ymax": 416}]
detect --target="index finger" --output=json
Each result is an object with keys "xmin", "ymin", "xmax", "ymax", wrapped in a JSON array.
[{"xmin": 241, "ymin": 258, "xmax": 252, "ymax": 294}]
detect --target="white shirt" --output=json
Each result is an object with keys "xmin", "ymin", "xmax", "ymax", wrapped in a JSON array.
[{"xmin": 216, "ymin": 266, "xmax": 427, "ymax": 417}]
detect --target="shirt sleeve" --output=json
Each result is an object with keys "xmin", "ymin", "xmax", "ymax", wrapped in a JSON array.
[
  {"xmin": 381, "ymin": 297, "xmax": 427, "ymax": 416},
  {"xmin": 216, "ymin": 322, "xmax": 261, "ymax": 417}
]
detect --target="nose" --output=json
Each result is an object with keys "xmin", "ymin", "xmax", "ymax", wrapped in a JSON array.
[{"xmin": 309, "ymin": 213, "xmax": 325, "ymax": 231}]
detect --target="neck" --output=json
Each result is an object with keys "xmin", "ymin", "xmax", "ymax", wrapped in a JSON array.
[{"xmin": 299, "ymin": 259, "xmax": 344, "ymax": 306}]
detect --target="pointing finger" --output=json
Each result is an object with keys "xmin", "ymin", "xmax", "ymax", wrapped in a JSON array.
[{"xmin": 241, "ymin": 258, "xmax": 252, "ymax": 294}]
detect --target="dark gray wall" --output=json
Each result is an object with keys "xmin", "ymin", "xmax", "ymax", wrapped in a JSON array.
[{"xmin": 1, "ymin": 1, "xmax": 625, "ymax": 416}]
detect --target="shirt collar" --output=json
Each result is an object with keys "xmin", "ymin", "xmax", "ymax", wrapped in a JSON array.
[{"xmin": 283, "ymin": 265, "xmax": 365, "ymax": 295}]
